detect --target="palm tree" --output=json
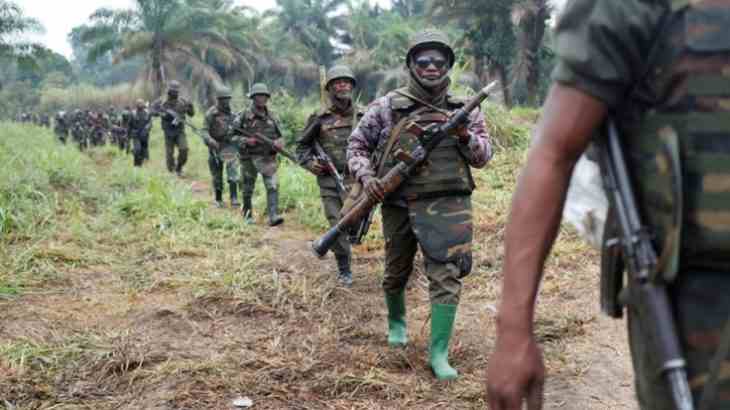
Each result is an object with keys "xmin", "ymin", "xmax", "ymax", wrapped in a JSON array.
[
  {"xmin": 79, "ymin": 0, "xmax": 255, "ymax": 99},
  {"xmin": 0, "ymin": 0, "xmax": 45, "ymax": 66},
  {"xmin": 511, "ymin": 0, "xmax": 551, "ymax": 106},
  {"xmin": 266, "ymin": 0, "xmax": 350, "ymax": 67}
]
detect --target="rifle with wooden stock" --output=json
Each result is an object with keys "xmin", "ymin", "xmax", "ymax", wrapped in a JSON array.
[{"xmin": 312, "ymin": 80, "xmax": 499, "ymax": 258}]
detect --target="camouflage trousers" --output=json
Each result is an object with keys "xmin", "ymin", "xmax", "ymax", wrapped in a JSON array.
[
  {"xmin": 320, "ymin": 184, "xmax": 351, "ymax": 260},
  {"xmin": 208, "ymin": 146, "xmax": 241, "ymax": 193},
  {"xmin": 240, "ymin": 155, "xmax": 278, "ymax": 198},
  {"xmin": 132, "ymin": 136, "xmax": 149, "ymax": 167},
  {"xmin": 381, "ymin": 196, "xmax": 473, "ymax": 305},
  {"xmin": 630, "ymin": 270, "xmax": 730, "ymax": 409},
  {"xmin": 164, "ymin": 133, "xmax": 189, "ymax": 172}
]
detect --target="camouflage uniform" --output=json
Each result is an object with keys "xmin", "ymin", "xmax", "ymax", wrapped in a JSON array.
[
  {"xmin": 204, "ymin": 89, "xmax": 241, "ymax": 207},
  {"xmin": 39, "ymin": 113, "xmax": 50, "ymax": 128},
  {"xmin": 70, "ymin": 110, "xmax": 87, "ymax": 151},
  {"xmin": 296, "ymin": 65, "xmax": 365, "ymax": 285},
  {"xmin": 152, "ymin": 81, "xmax": 195, "ymax": 175},
  {"xmin": 127, "ymin": 103, "xmax": 153, "ymax": 167},
  {"xmin": 237, "ymin": 83, "xmax": 285, "ymax": 226},
  {"xmin": 53, "ymin": 111, "xmax": 69, "ymax": 144},
  {"xmin": 347, "ymin": 29, "xmax": 492, "ymax": 381},
  {"xmin": 554, "ymin": 0, "xmax": 730, "ymax": 408}
]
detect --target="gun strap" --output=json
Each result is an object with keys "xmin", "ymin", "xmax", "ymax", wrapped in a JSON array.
[
  {"xmin": 394, "ymin": 89, "xmax": 450, "ymax": 116},
  {"xmin": 375, "ymin": 106, "xmax": 429, "ymax": 178}
]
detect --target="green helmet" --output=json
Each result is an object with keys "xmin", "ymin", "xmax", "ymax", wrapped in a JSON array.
[
  {"xmin": 326, "ymin": 65, "xmax": 357, "ymax": 89},
  {"xmin": 168, "ymin": 80, "xmax": 181, "ymax": 93},
  {"xmin": 405, "ymin": 29, "xmax": 455, "ymax": 69},
  {"xmin": 216, "ymin": 85, "xmax": 233, "ymax": 99},
  {"xmin": 248, "ymin": 83, "xmax": 271, "ymax": 98}
]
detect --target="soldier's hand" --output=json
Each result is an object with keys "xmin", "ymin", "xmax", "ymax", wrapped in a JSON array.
[
  {"xmin": 451, "ymin": 124, "xmax": 471, "ymax": 144},
  {"xmin": 246, "ymin": 137, "xmax": 258, "ymax": 146},
  {"xmin": 362, "ymin": 175, "xmax": 385, "ymax": 202},
  {"xmin": 486, "ymin": 329, "xmax": 545, "ymax": 410},
  {"xmin": 273, "ymin": 139, "xmax": 284, "ymax": 151},
  {"xmin": 309, "ymin": 160, "xmax": 327, "ymax": 176}
]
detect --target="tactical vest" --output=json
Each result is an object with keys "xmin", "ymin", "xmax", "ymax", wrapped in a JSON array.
[
  {"xmin": 128, "ymin": 110, "xmax": 151, "ymax": 138},
  {"xmin": 624, "ymin": 0, "xmax": 730, "ymax": 273},
  {"xmin": 160, "ymin": 99, "xmax": 190, "ymax": 136},
  {"xmin": 240, "ymin": 109, "xmax": 278, "ymax": 157},
  {"xmin": 380, "ymin": 90, "xmax": 475, "ymax": 200},
  {"xmin": 318, "ymin": 108, "xmax": 362, "ymax": 172},
  {"xmin": 206, "ymin": 107, "xmax": 234, "ymax": 143}
]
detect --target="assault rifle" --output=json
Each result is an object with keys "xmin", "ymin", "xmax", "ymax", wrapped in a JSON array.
[
  {"xmin": 233, "ymin": 127, "xmax": 323, "ymax": 178},
  {"xmin": 312, "ymin": 81, "xmax": 499, "ymax": 257},
  {"xmin": 312, "ymin": 140, "xmax": 347, "ymax": 197},
  {"xmin": 597, "ymin": 120, "xmax": 693, "ymax": 410}
]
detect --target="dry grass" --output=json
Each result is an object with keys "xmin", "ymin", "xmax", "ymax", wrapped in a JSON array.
[{"xmin": 0, "ymin": 119, "xmax": 635, "ymax": 410}]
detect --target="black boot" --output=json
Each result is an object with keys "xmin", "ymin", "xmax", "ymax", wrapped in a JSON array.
[
  {"xmin": 242, "ymin": 195, "xmax": 253, "ymax": 224},
  {"xmin": 214, "ymin": 189, "xmax": 224, "ymax": 208},
  {"xmin": 266, "ymin": 191, "xmax": 284, "ymax": 227},
  {"xmin": 229, "ymin": 182, "xmax": 240, "ymax": 208},
  {"xmin": 176, "ymin": 149, "xmax": 188, "ymax": 176},
  {"xmin": 336, "ymin": 254, "xmax": 353, "ymax": 287}
]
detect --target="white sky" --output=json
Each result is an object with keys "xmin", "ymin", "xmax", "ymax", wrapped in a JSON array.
[{"xmin": 21, "ymin": 0, "xmax": 564, "ymax": 59}]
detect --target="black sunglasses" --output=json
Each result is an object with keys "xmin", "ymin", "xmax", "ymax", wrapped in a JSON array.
[{"xmin": 414, "ymin": 56, "xmax": 449, "ymax": 70}]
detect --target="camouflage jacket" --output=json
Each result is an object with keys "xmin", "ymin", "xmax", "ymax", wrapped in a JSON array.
[
  {"xmin": 127, "ymin": 109, "xmax": 153, "ymax": 139},
  {"xmin": 152, "ymin": 98, "xmax": 195, "ymax": 136},
  {"xmin": 347, "ymin": 91, "xmax": 493, "ymax": 183}
]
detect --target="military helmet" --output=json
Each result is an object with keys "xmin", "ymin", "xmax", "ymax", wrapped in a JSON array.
[
  {"xmin": 405, "ymin": 29, "xmax": 455, "ymax": 69},
  {"xmin": 248, "ymin": 83, "xmax": 270, "ymax": 98},
  {"xmin": 167, "ymin": 80, "xmax": 181, "ymax": 93},
  {"xmin": 216, "ymin": 85, "xmax": 233, "ymax": 99},
  {"xmin": 326, "ymin": 65, "xmax": 357, "ymax": 89}
]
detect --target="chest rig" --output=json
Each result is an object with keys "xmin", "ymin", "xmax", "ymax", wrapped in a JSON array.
[
  {"xmin": 624, "ymin": 0, "xmax": 730, "ymax": 271},
  {"xmin": 240, "ymin": 109, "xmax": 278, "ymax": 157},
  {"xmin": 318, "ymin": 108, "xmax": 363, "ymax": 173},
  {"xmin": 380, "ymin": 89, "xmax": 475, "ymax": 200},
  {"xmin": 208, "ymin": 108, "xmax": 234, "ymax": 143}
]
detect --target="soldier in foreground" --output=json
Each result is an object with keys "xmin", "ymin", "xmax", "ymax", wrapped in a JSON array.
[
  {"xmin": 296, "ymin": 65, "xmax": 364, "ymax": 286},
  {"xmin": 203, "ymin": 87, "xmax": 241, "ymax": 208},
  {"xmin": 347, "ymin": 29, "xmax": 492, "ymax": 380},
  {"xmin": 127, "ymin": 99, "xmax": 152, "ymax": 167},
  {"xmin": 237, "ymin": 83, "xmax": 285, "ymax": 226},
  {"xmin": 152, "ymin": 81, "xmax": 195, "ymax": 176},
  {"xmin": 53, "ymin": 110, "xmax": 69, "ymax": 144},
  {"xmin": 486, "ymin": 1, "xmax": 730, "ymax": 409}
]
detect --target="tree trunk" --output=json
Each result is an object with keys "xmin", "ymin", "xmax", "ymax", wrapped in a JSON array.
[
  {"xmin": 525, "ymin": 0, "xmax": 549, "ymax": 106},
  {"xmin": 492, "ymin": 64, "xmax": 512, "ymax": 108},
  {"xmin": 152, "ymin": 35, "xmax": 164, "ymax": 98}
]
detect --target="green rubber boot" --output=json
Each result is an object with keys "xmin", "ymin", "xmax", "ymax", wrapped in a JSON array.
[
  {"xmin": 429, "ymin": 303, "xmax": 458, "ymax": 381},
  {"xmin": 385, "ymin": 291, "xmax": 407, "ymax": 347}
]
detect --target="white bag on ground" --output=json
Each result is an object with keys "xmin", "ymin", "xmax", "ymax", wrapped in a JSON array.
[{"xmin": 563, "ymin": 155, "xmax": 608, "ymax": 248}]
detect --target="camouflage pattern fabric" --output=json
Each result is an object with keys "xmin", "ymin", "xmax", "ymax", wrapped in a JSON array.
[
  {"xmin": 241, "ymin": 156, "xmax": 278, "ymax": 198},
  {"xmin": 553, "ymin": 0, "xmax": 730, "ymax": 407},
  {"xmin": 153, "ymin": 97, "xmax": 194, "ymax": 173},
  {"xmin": 381, "ymin": 204, "xmax": 463, "ymax": 305},
  {"xmin": 204, "ymin": 105, "xmax": 241, "ymax": 193}
]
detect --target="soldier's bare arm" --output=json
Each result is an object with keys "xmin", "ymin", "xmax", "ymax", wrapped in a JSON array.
[{"xmin": 486, "ymin": 84, "xmax": 606, "ymax": 410}]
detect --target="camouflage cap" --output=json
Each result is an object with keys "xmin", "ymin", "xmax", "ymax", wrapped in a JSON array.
[
  {"xmin": 326, "ymin": 65, "xmax": 357, "ymax": 89},
  {"xmin": 248, "ymin": 83, "xmax": 271, "ymax": 98},
  {"xmin": 168, "ymin": 80, "xmax": 181, "ymax": 92},
  {"xmin": 406, "ymin": 29, "xmax": 455, "ymax": 69},
  {"xmin": 216, "ymin": 85, "xmax": 233, "ymax": 99}
]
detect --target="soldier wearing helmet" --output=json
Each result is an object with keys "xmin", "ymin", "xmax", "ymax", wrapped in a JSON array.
[
  {"xmin": 347, "ymin": 29, "xmax": 493, "ymax": 380},
  {"xmin": 295, "ymin": 65, "xmax": 365, "ymax": 286},
  {"xmin": 236, "ymin": 83, "xmax": 286, "ymax": 226},
  {"xmin": 151, "ymin": 80, "xmax": 195, "ymax": 176},
  {"xmin": 128, "ymin": 99, "xmax": 153, "ymax": 167},
  {"xmin": 203, "ymin": 85, "xmax": 242, "ymax": 208}
]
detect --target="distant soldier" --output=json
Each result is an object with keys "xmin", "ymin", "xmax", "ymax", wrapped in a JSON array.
[
  {"xmin": 88, "ymin": 111, "xmax": 109, "ymax": 146},
  {"xmin": 54, "ymin": 110, "xmax": 69, "ymax": 144},
  {"xmin": 127, "ymin": 99, "xmax": 153, "ymax": 167},
  {"xmin": 152, "ymin": 80, "xmax": 195, "ymax": 176},
  {"xmin": 39, "ymin": 113, "xmax": 51, "ymax": 128},
  {"xmin": 120, "ymin": 106, "xmax": 132, "ymax": 154},
  {"xmin": 203, "ymin": 86, "xmax": 241, "ymax": 207},
  {"xmin": 236, "ymin": 83, "xmax": 285, "ymax": 226},
  {"xmin": 296, "ymin": 65, "xmax": 365, "ymax": 286},
  {"xmin": 71, "ymin": 109, "xmax": 88, "ymax": 151}
]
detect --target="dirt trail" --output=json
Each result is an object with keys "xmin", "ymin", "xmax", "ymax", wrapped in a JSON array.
[{"xmin": 1, "ymin": 169, "xmax": 637, "ymax": 409}]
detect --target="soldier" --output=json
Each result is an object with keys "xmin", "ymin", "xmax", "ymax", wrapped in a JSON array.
[
  {"xmin": 203, "ymin": 86, "xmax": 241, "ymax": 208},
  {"xmin": 236, "ymin": 83, "xmax": 285, "ymax": 226},
  {"xmin": 71, "ymin": 109, "xmax": 88, "ymax": 151},
  {"xmin": 347, "ymin": 29, "xmax": 492, "ymax": 380},
  {"xmin": 39, "ymin": 113, "xmax": 50, "ymax": 128},
  {"xmin": 486, "ymin": 1, "xmax": 730, "ymax": 410},
  {"xmin": 152, "ymin": 80, "xmax": 195, "ymax": 176},
  {"xmin": 296, "ymin": 65, "xmax": 365, "ymax": 286},
  {"xmin": 121, "ymin": 106, "xmax": 132, "ymax": 154},
  {"xmin": 127, "ymin": 99, "xmax": 153, "ymax": 167},
  {"xmin": 53, "ymin": 110, "xmax": 69, "ymax": 144}
]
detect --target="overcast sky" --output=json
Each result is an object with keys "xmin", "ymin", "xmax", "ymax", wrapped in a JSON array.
[{"xmin": 21, "ymin": 0, "xmax": 566, "ymax": 59}]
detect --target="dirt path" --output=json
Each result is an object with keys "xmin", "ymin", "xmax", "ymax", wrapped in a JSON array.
[{"xmin": 1, "ymin": 164, "xmax": 637, "ymax": 409}]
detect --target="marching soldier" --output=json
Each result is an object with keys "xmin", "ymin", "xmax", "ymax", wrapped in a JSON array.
[
  {"xmin": 127, "ymin": 99, "xmax": 153, "ymax": 167},
  {"xmin": 152, "ymin": 80, "xmax": 195, "ymax": 176},
  {"xmin": 203, "ymin": 86, "xmax": 241, "ymax": 208},
  {"xmin": 54, "ymin": 110, "xmax": 69, "ymax": 144},
  {"xmin": 347, "ymin": 29, "xmax": 492, "ymax": 380},
  {"xmin": 296, "ymin": 65, "xmax": 365, "ymax": 286}
]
